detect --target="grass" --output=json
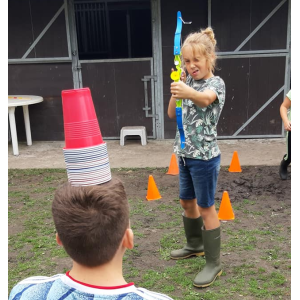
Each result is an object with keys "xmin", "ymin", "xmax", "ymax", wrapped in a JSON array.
[{"xmin": 8, "ymin": 168, "xmax": 291, "ymax": 299}]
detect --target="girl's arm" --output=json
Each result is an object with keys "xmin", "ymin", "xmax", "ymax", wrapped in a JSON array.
[
  {"xmin": 170, "ymin": 81, "xmax": 217, "ymax": 108},
  {"xmin": 280, "ymin": 96, "xmax": 291, "ymax": 131},
  {"xmin": 167, "ymin": 95, "xmax": 177, "ymax": 119},
  {"xmin": 168, "ymin": 69, "xmax": 187, "ymax": 119}
]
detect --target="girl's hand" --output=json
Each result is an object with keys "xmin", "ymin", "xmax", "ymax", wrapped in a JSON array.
[
  {"xmin": 284, "ymin": 120, "xmax": 291, "ymax": 131},
  {"xmin": 180, "ymin": 69, "xmax": 186, "ymax": 83},
  {"xmin": 170, "ymin": 81, "xmax": 194, "ymax": 99}
]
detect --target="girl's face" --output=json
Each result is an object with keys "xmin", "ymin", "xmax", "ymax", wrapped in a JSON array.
[{"xmin": 182, "ymin": 45, "xmax": 213, "ymax": 80}]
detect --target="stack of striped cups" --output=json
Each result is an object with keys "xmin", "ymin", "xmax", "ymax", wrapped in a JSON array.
[{"xmin": 61, "ymin": 88, "xmax": 111, "ymax": 186}]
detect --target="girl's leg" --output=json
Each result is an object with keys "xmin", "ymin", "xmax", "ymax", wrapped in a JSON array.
[
  {"xmin": 193, "ymin": 223, "xmax": 222, "ymax": 288},
  {"xmin": 171, "ymin": 156, "xmax": 205, "ymax": 260},
  {"xmin": 194, "ymin": 204, "xmax": 222, "ymax": 288},
  {"xmin": 171, "ymin": 157, "xmax": 204, "ymax": 259},
  {"xmin": 286, "ymin": 130, "xmax": 291, "ymax": 165},
  {"xmin": 180, "ymin": 198, "xmax": 200, "ymax": 218},
  {"xmin": 188, "ymin": 155, "xmax": 222, "ymax": 287},
  {"xmin": 198, "ymin": 205, "xmax": 219, "ymax": 230},
  {"xmin": 280, "ymin": 131, "xmax": 291, "ymax": 180},
  {"xmin": 170, "ymin": 198, "xmax": 204, "ymax": 259}
]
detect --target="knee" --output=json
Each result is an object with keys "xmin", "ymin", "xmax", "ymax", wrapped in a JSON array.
[
  {"xmin": 180, "ymin": 199, "xmax": 197, "ymax": 211},
  {"xmin": 199, "ymin": 206, "xmax": 217, "ymax": 220}
]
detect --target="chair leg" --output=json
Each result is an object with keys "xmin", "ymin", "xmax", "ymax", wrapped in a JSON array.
[
  {"xmin": 120, "ymin": 131, "xmax": 125, "ymax": 146},
  {"xmin": 141, "ymin": 129, "xmax": 147, "ymax": 146}
]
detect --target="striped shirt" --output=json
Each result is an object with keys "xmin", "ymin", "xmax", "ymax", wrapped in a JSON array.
[{"xmin": 9, "ymin": 272, "xmax": 174, "ymax": 300}]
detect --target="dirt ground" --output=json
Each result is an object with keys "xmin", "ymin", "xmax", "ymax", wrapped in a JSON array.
[
  {"xmin": 121, "ymin": 166, "xmax": 291, "ymax": 296},
  {"xmin": 8, "ymin": 164, "xmax": 291, "ymax": 299}
]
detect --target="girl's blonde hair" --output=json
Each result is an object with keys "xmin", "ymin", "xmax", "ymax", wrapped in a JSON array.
[{"xmin": 182, "ymin": 27, "xmax": 217, "ymax": 73}]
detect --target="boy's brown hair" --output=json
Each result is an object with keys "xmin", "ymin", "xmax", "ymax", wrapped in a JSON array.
[{"xmin": 52, "ymin": 177, "xmax": 129, "ymax": 267}]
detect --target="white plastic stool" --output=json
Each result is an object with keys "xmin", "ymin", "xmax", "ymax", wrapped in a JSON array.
[{"xmin": 120, "ymin": 126, "xmax": 147, "ymax": 146}]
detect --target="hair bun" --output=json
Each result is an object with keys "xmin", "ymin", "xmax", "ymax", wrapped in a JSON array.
[{"xmin": 202, "ymin": 27, "xmax": 216, "ymax": 47}]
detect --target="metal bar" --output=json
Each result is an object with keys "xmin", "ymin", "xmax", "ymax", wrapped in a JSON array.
[
  {"xmin": 286, "ymin": 0, "xmax": 291, "ymax": 51},
  {"xmin": 150, "ymin": 58, "xmax": 156, "ymax": 138},
  {"xmin": 99, "ymin": 3, "xmax": 105, "ymax": 53},
  {"xmin": 80, "ymin": 57, "xmax": 152, "ymax": 63},
  {"xmin": 218, "ymin": 53, "xmax": 287, "ymax": 59},
  {"xmin": 22, "ymin": 4, "xmax": 65, "ymax": 59},
  {"xmin": 64, "ymin": 0, "xmax": 72, "ymax": 58},
  {"xmin": 233, "ymin": 86, "xmax": 285, "ymax": 136},
  {"xmin": 67, "ymin": 0, "xmax": 82, "ymax": 88},
  {"xmin": 151, "ymin": 0, "xmax": 164, "ymax": 139},
  {"xmin": 143, "ymin": 80, "xmax": 150, "ymax": 117},
  {"xmin": 126, "ymin": 10, "xmax": 132, "ymax": 58},
  {"xmin": 88, "ymin": 5, "xmax": 92, "ymax": 52},
  {"xmin": 94, "ymin": 3, "xmax": 100, "ymax": 51},
  {"xmin": 82, "ymin": 4, "xmax": 88, "ymax": 53},
  {"xmin": 217, "ymin": 49, "xmax": 288, "ymax": 56},
  {"xmin": 8, "ymin": 57, "xmax": 72, "ymax": 64},
  {"xmin": 208, "ymin": 0, "xmax": 211, "ymax": 27},
  {"xmin": 105, "ymin": 2, "xmax": 112, "ymax": 58},
  {"xmin": 235, "ymin": 0, "xmax": 287, "ymax": 51}
]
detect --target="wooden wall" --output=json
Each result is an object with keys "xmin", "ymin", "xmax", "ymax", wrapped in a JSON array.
[
  {"xmin": 8, "ymin": 64, "xmax": 74, "ymax": 141},
  {"xmin": 161, "ymin": 0, "xmax": 289, "ymax": 139}
]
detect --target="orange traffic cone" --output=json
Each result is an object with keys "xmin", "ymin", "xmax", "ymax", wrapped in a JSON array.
[
  {"xmin": 218, "ymin": 191, "xmax": 235, "ymax": 220},
  {"xmin": 146, "ymin": 175, "xmax": 162, "ymax": 201},
  {"xmin": 166, "ymin": 153, "xmax": 179, "ymax": 175},
  {"xmin": 228, "ymin": 151, "xmax": 242, "ymax": 172}
]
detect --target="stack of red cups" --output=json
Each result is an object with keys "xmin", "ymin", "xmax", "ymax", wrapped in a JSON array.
[{"xmin": 61, "ymin": 88, "xmax": 111, "ymax": 186}]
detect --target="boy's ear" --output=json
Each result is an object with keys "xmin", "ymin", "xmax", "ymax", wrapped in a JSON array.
[
  {"xmin": 56, "ymin": 233, "xmax": 63, "ymax": 246},
  {"xmin": 122, "ymin": 228, "xmax": 134, "ymax": 250}
]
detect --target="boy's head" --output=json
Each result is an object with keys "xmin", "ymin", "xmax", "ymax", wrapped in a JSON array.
[{"xmin": 52, "ymin": 177, "xmax": 130, "ymax": 267}]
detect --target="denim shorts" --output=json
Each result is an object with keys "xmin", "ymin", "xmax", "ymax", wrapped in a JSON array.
[{"xmin": 178, "ymin": 155, "xmax": 221, "ymax": 208}]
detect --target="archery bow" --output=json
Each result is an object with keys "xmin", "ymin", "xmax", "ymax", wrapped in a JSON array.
[{"xmin": 170, "ymin": 11, "xmax": 191, "ymax": 149}]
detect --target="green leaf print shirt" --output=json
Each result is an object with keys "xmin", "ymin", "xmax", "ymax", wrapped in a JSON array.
[{"xmin": 174, "ymin": 75, "xmax": 225, "ymax": 160}]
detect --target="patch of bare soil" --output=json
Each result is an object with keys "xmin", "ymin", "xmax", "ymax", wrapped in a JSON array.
[
  {"xmin": 8, "ymin": 166, "xmax": 291, "ymax": 299},
  {"xmin": 118, "ymin": 166, "xmax": 291, "ymax": 298}
]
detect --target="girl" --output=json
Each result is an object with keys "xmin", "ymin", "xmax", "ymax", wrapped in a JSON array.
[
  {"xmin": 279, "ymin": 90, "xmax": 291, "ymax": 180},
  {"xmin": 168, "ymin": 27, "xmax": 225, "ymax": 288}
]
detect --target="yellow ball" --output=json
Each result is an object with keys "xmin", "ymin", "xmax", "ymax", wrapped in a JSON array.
[{"xmin": 170, "ymin": 71, "xmax": 180, "ymax": 81}]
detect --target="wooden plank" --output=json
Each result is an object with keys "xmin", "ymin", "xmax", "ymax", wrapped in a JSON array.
[
  {"xmin": 216, "ymin": 56, "xmax": 285, "ymax": 136},
  {"xmin": 247, "ymin": 0, "xmax": 288, "ymax": 50},
  {"xmin": 30, "ymin": 0, "xmax": 69, "ymax": 58},
  {"xmin": 211, "ymin": 0, "xmax": 288, "ymax": 52},
  {"xmin": 81, "ymin": 62, "xmax": 117, "ymax": 136},
  {"xmin": 211, "ymin": 0, "xmax": 252, "ymax": 52},
  {"xmin": 8, "ymin": 0, "xmax": 33, "ymax": 59},
  {"xmin": 81, "ymin": 60, "xmax": 153, "ymax": 137}
]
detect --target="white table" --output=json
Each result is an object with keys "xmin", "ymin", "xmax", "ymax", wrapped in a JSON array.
[{"xmin": 8, "ymin": 95, "xmax": 43, "ymax": 156}]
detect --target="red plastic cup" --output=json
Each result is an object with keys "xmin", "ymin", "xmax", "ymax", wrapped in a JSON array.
[{"xmin": 61, "ymin": 88, "xmax": 104, "ymax": 149}]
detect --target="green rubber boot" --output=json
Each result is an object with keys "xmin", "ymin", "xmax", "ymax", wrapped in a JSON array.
[
  {"xmin": 279, "ymin": 156, "xmax": 289, "ymax": 180},
  {"xmin": 170, "ymin": 214, "xmax": 204, "ymax": 260},
  {"xmin": 193, "ymin": 226, "xmax": 222, "ymax": 288}
]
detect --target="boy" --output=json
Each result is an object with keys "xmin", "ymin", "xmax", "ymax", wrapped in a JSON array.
[{"xmin": 9, "ymin": 178, "xmax": 173, "ymax": 300}]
